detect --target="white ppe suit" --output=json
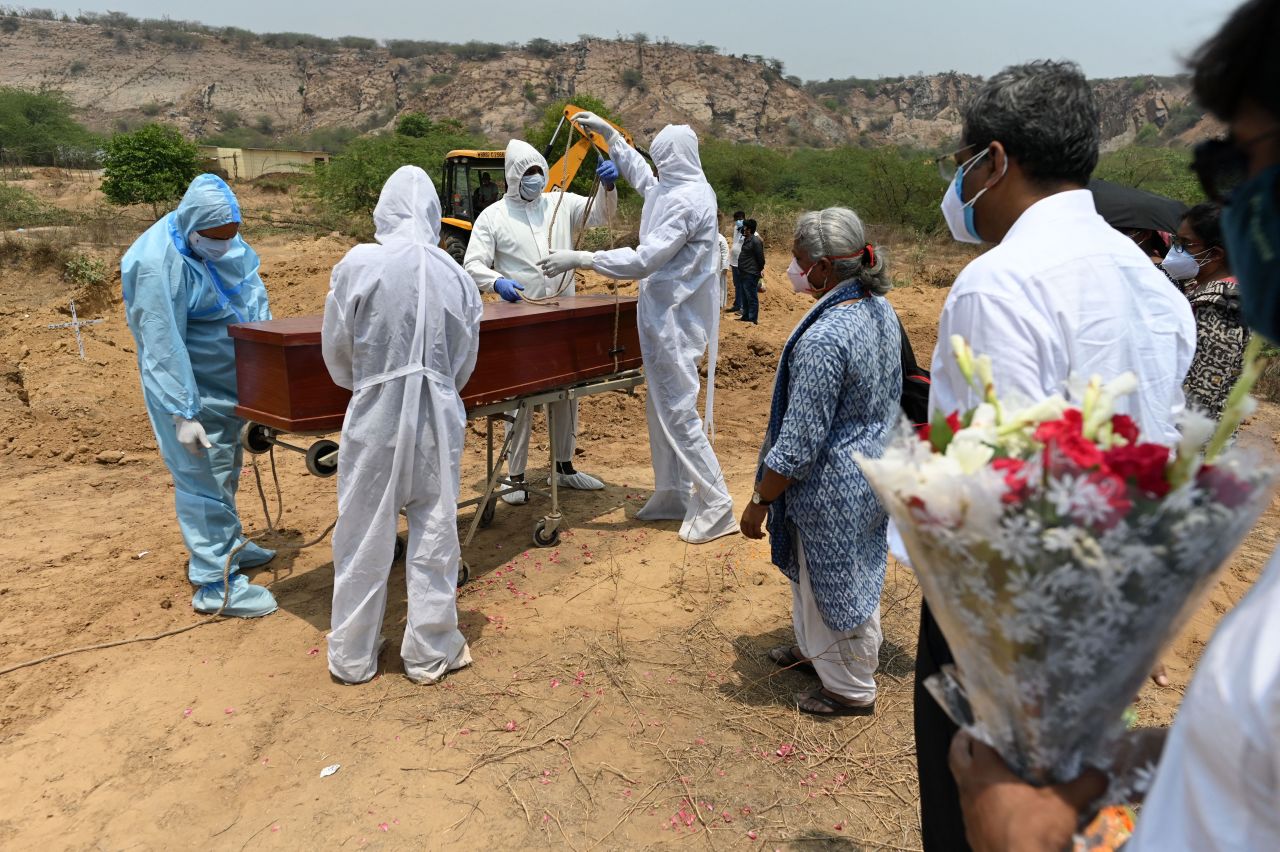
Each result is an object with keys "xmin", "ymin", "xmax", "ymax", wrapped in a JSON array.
[
  {"xmin": 588, "ymin": 125, "xmax": 736, "ymax": 543},
  {"xmin": 463, "ymin": 139, "xmax": 616, "ymax": 480},
  {"xmin": 322, "ymin": 166, "xmax": 483, "ymax": 685}
]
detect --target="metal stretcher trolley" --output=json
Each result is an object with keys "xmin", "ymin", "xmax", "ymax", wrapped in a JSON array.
[{"xmin": 228, "ymin": 295, "xmax": 644, "ymax": 575}]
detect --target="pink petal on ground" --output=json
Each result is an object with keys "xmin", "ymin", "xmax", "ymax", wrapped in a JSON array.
[
  {"xmin": 775, "ymin": 743, "xmax": 794, "ymax": 758},
  {"xmin": 504, "ymin": 721, "xmax": 518, "ymax": 732},
  {"xmin": 378, "ymin": 822, "xmax": 389, "ymax": 832},
  {"xmin": 306, "ymin": 647, "xmax": 320, "ymax": 656},
  {"xmin": 271, "ymin": 825, "xmax": 280, "ymax": 833},
  {"xmin": 747, "ymin": 829, "xmax": 758, "ymax": 840},
  {"xmin": 550, "ymin": 678, "xmax": 561, "ymax": 688},
  {"xmin": 182, "ymin": 708, "xmax": 193, "ymax": 718},
  {"xmin": 224, "ymin": 708, "xmax": 235, "ymax": 715}
]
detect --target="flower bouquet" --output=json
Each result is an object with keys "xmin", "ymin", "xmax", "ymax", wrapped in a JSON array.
[{"xmin": 857, "ymin": 336, "xmax": 1276, "ymax": 786}]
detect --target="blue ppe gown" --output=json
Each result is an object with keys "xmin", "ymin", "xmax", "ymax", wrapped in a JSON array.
[{"xmin": 120, "ymin": 175, "xmax": 276, "ymax": 611}]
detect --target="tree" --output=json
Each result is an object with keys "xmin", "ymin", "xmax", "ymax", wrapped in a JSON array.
[
  {"xmin": 313, "ymin": 121, "xmax": 478, "ymax": 217},
  {"xmin": 101, "ymin": 124, "xmax": 202, "ymax": 218},
  {"xmin": 395, "ymin": 111, "xmax": 434, "ymax": 138},
  {"xmin": 0, "ymin": 86, "xmax": 99, "ymax": 166},
  {"xmin": 524, "ymin": 95, "xmax": 626, "ymax": 196}
]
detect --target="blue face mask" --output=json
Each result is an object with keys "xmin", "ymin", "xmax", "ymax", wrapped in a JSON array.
[
  {"xmin": 518, "ymin": 173, "xmax": 547, "ymax": 202},
  {"xmin": 1222, "ymin": 164, "xmax": 1280, "ymax": 344}
]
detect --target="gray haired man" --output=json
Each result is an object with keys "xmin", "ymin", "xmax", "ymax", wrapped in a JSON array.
[{"xmin": 919, "ymin": 60, "xmax": 1195, "ymax": 850}]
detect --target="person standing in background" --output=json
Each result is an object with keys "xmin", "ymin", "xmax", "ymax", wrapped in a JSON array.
[
  {"xmin": 717, "ymin": 215, "xmax": 732, "ymax": 309},
  {"xmin": 728, "ymin": 209, "xmax": 746, "ymax": 314},
  {"xmin": 736, "ymin": 219, "xmax": 766, "ymax": 324}
]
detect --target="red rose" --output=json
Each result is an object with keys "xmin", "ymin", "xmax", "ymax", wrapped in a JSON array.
[
  {"xmin": 1197, "ymin": 465, "xmax": 1254, "ymax": 509},
  {"xmin": 946, "ymin": 412, "xmax": 963, "ymax": 433},
  {"xmin": 1033, "ymin": 409, "xmax": 1084, "ymax": 444},
  {"xmin": 1036, "ymin": 411, "xmax": 1103, "ymax": 473},
  {"xmin": 1103, "ymin": 443, "xmax": 1171, "ymax": 498},
  {"xmin": 1110, "ymin": 414, "xmax": 1140, "ymax": 445},
  {"xmin": 992, "ymin": 457, "xmax": 1031, "ymax": 504}
]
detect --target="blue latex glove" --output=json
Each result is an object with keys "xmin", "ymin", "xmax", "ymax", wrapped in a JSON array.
[
  {"xmin": 494, "ymin": 278, "xmax": 524, "ymax": 302},
  {"xmin": 596, "ymin": 160, "xmax": 620, "ymax": 190}
]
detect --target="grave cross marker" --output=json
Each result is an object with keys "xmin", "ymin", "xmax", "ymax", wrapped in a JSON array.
[{"xmin": 47, "ymin": 299, "xmax": 104, "ymax": 360}]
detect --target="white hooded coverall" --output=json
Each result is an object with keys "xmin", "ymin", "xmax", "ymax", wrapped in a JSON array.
[
  {"xmin": 589, "ymin": 126, "xmax": 736, "ymax": 543},
  {"xmin": 322, "ymin": 166, "xmax": 483, "ymax": 685},
  {"xmin": 462, "ymin": 139, "xmax": 616, "ymax": 478}
]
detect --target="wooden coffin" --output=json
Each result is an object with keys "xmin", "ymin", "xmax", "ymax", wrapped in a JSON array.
[{"xmin": 229, "ymin": 295, "xmax": 642, "ymax": 434}]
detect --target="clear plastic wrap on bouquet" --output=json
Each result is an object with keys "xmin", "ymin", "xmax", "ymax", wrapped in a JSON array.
[{"xmin": 856, "ymin": 336, "xmax": 1277, "ymax": 787}]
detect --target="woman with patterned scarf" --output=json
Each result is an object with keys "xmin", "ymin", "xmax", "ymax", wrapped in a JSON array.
[
  {"xmin": 1173, "ymin": 203, "xmax": 1251, "ymax": 418},
  {"xmin": 739, "ymin": 207, "xmax": 902, "ymax": 717}
]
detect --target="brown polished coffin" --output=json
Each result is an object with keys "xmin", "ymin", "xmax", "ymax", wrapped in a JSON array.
[{"xmin": 228, "ymin": 295, "xmax": 642, "ymax": 433}]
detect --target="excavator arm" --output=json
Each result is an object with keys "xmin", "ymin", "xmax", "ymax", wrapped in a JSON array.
[{"xmin": 542, "ymin": 105, "xmax": 637, "ymax": 192}]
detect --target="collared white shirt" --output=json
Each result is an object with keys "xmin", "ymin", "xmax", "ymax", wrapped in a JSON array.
[
  {"xmin": 717, "ymin": 233, "xmax": 730, "ymax": 273},
  {"xmin": 1127, "ymin": 546, "xmax": 1280, "ymax": 851},
  {"xmin": 929, "ymin": 190, "xmax": 1195, "ymax": 445}
]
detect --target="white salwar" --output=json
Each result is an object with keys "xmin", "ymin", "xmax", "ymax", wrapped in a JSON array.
[
  {"xmin": 463, "ymin": 139, "xmax": 616, "ymax": 480},
  {"xmin": 791, "ymin": 536, "xmax": 881, "ymax": 704},
  {"xmin": 321, "ymin": 166, "xmax": 483, "ymax": 685}
]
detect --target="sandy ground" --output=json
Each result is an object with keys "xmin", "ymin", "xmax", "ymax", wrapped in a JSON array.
[{"xmin": 1, "ymin": 180, "xmax": 1278, "ymax": 850}]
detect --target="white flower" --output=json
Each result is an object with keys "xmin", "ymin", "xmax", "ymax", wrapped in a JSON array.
[
  {"xmin": 992, "ymin": 514, "xmax": 1043, "ymax": 567},
  {"xmin": 947, "ymin": 432, "xmax": 996, "ymax": 475},
  {"xmin": 1177, "ymin": 409, "xmax": 1217, "ymax": 457}
]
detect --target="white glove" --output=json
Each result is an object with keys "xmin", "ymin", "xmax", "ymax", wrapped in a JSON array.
[
  {"xmin": 173, "ymin": 415, "xmax": 212, "ymax": 455},
  {"xmin": 572, "ymin": 112, "xmax": 616, "ymax": 142},
  {"xmin": 539, "ymin": 250, "xmax": 595, "ymax": 277}
]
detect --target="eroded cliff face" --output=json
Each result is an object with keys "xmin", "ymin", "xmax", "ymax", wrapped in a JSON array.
[{"xmin": 0, "ymin": 19, "xmax": 1208, "ymax": 150}]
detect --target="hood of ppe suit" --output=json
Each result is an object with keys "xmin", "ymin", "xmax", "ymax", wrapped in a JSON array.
[
  {"xmin": 172, "ymin": 174, "xmax": 242, "ymax": 241},
  {"xmin": 504, "ymin": 139, "xmax": 549, "ymax": 201},
  {"xmin": 374, "ymin": 165, "xmax": 442, "ymax": 246},
  {"xmin": 650, "ymin": 125, "xmax": 705, "ymax": 186}
]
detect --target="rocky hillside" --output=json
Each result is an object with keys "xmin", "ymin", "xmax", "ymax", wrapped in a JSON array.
[{"xmin": 0, "ymin": 16, "xmax": 1207, "ymax": 150}]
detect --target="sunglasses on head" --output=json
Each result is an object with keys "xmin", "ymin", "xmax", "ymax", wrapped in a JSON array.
[{"xmin": 1191, "ymin": 128, "xmax": 1280, "ymax": 203}]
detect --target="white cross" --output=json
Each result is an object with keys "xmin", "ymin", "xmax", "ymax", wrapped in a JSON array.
[{"xmin": 47, "ymin": 299, "xmax": 104, "ymax": 360}]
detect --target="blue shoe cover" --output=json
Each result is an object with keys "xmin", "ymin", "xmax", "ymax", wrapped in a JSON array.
[
  {"xmin": 239, "ymin": 540, "xmax": 277, "ymax": 568},
  {"xmin": 192, "ymin": 573, "xmax": 278, "ymax": 618}
]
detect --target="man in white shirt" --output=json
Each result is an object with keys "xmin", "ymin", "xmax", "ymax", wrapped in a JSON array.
[
  {"xmin": 727, "ymin": 209, "xmax": 745, "ymax": 314},
  {"xmin": 916, "ymin": 59, "xmax": 1196, "ymax": 852},
  {"xmin": 948, "ymin": 3, "xmax": 1280, "ymax": 849},
  {"xmin": 716, "ymin": 216, "xmax": 731, "ymax": 308}
]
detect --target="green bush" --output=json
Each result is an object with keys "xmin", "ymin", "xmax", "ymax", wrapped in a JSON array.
[
  {"xmin": 621, "ymin": 68, "xmax": 644, "ymax": 90},
  {"xmin": 1, "ymin": 17, "xmax": 19, "ymax": 34},
  {"xmin": 395, "ymin": 111, "xmax": 433, "ymax": 138},
  {"xmin": 524, "ymin": 95, "xmax": 626, "ymax": 196},
  {"xmin": 311, "ymin": 122, "xmax": 479, "ymax": 217},
  {"xmin": 428, "ymin": 73, "xmax": 453, "ymax": 87},
  {"xmin": 0, "ymin": 86, "xmax": 100, "ymax": 166},
  {"xmin": 338, "ymin": 36, "xmax": 377, "ymax": 51},
  {"xmin": 387, "ymin": 39, "xmax": 450, "ymax": 59},
  {"xmin": 140, "ymin": 102, "xmax": 162, "ymax": 117},
  {"xmin": 1095, "ymin": 146, "xmax": 1202, "ymax": 205},
  {"xmin": 0, "ymin": 181, "xmax": 71, "ymax": 228},
  {"xmin": 101, "ymin": 123, "xmax": 202, "ymax": 218},
  {"xmin": 525, "ymin": 38, "xmax": 557, "ymax": 58}
]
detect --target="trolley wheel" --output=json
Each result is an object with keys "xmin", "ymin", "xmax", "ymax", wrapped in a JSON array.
[
  {"xmin": 240, "ymin": 422, "xmax": 273, "ymax": 455},
  {"xmin": 458, "ymin": 561, "xmax": 470, "ymax": 586},
  {"xmin": 393, "ymin": 534, "xmax": 406, "ymax": 562},
  {"xmin": 532, "ymin": 519, "xmax": 560, "ymax": 548},
  {"xmin": 305, "ymin": 439, "xmax": 339, "ymax": 478},
  {"xmin": 478, "ymin": 498, "xmax": 497, "ymax": 529}
]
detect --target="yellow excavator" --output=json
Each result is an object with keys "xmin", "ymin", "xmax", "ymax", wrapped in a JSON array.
[{"xmin": 437, "ymin": 105, "xmax": 636, "ymax": 264}]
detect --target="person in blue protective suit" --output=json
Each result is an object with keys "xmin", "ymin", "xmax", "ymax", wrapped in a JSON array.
[{"xmin": 121, "ymin": 174, "xmax": 278, "ymax": 618}]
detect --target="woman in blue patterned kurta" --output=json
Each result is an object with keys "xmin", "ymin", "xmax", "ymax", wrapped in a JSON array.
[{"xmin": 740, "ymin": 207, "xmax": 902, "ymax": 717}]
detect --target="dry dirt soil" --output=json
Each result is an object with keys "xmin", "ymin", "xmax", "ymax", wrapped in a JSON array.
[{"xmin": 1, "ymin": 179, "xmax": 1277, "ymax": 851}]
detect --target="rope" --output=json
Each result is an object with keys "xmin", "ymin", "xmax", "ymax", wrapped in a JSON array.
[
  {"xmin": 523, "ymin": 123, "xmax": 602, "ymax": 307},
  {"xmin": 0, "ymin": 446, "xmax": 336, "ymax": 677}
]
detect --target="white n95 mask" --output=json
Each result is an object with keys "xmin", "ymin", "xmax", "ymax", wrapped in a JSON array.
[
  {"xmin": 189, "ymin": 232, "xmax": 234, "ymax": 261},
  {"xmin": 1161, "ymin": 245, "xmax": 1204, "ymax": 281}
]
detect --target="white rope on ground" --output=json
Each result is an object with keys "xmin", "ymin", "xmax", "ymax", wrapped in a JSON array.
[{"xmin": 0, "ymin": 446, "xmax": 336, "ymax": 677}]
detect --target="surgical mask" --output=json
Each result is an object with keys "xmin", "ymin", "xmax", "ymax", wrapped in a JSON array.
[
  {"xmin": 787, "ymin": 257, "xmax": 817, "ymax": 294},
  {"xmin": 735, "ymin": 219, "xmax": 744, "ymax": 228},
  {"xmin": 940, "ymin": 149, "xmax": 1004, "ymax": 244},
  {"xmin": 189, "ymin": 232, "xmax": 234, "ymax": 261},
  {"xmin": 1222, "ymin": 164, "xmax": 1280, "ymax": 344},
  {"xmin": 518, "ymin": 173, "xmax": 547, "ymax": 202},
  {"xmin": 1160, "ymin": 245, "xmax": 1205, "ymax": 281}
]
